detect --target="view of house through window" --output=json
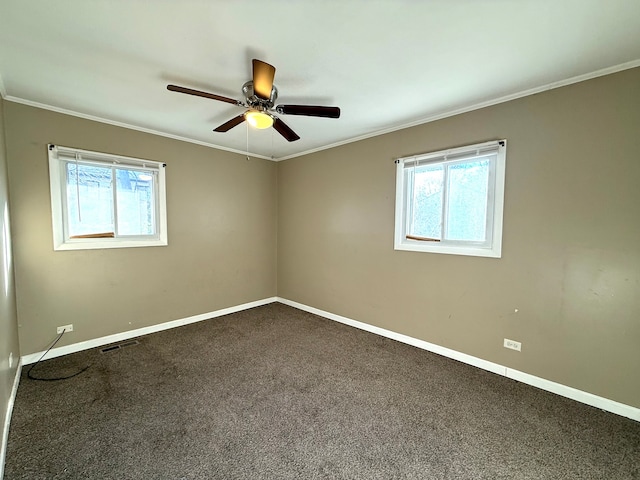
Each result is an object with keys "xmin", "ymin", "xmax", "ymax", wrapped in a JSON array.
[
  {"xmin": 66, "ymin": 163, "xmax": 155, "ymax": 238},
  {"xmin": 48, "ymin": 144, "xmax": 168, "ymax": 250}
]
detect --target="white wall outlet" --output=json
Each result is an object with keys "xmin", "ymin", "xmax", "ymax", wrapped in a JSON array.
[
  {"xmin": 9, "ymin": 352, "xmax": 13, "ymax": 369},
  {"xmin": 57, "ymin": 324, "xmax": 74, "ymax": 334},
  {"xmin": 504, "ymin": 338, "xmax": 521, "ymax": 351}
]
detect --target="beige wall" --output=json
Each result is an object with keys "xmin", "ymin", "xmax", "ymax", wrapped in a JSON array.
[
  {"xmin": 278, "ymin": 68, "xmax": 640, "ymax": 408},
  {"xmin": 0, "ymin": 98, "xmax": 21, "ymax": 468},
  {"xmin": 5, "ymin": 102, "xmax": 277, "ymax": 355},
  {"xmin": 3, "ymin": 68, "xmax": 639, "ymax": 411}
]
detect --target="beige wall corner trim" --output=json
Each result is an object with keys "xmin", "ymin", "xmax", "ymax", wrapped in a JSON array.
[
  {"xmin": 277, "ymin": 298, "xmax": 640, "ymax": 423},
  {"xmin": 21, "ymin": 297, "xmax": 278, "ymax": 365},
  {"xmin": 2, "ymin": 96, "xmax": 273, "ymax": 161},
  {"xmin": 0, "ymin": 74, "xmax": 6, "ymax": 99},
  {"xmin": 276, "ymin": 60, "xmax": 640, "ymax": 161},
  {"xmin": 0, "ymin": 361, "xmax": 22, "ymax": 480}
]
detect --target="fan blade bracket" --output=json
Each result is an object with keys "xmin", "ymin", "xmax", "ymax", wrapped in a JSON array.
[{"xmin": 276, "ymin": 105, "xmax": 340, "ymax": 118}]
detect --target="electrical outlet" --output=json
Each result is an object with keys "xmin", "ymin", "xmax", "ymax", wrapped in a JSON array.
[
  {"xmin": 57, "ymin": 324, "xmax": 74, "ymax": 334},
  {"xmin": 504, "ymin": 338, "xmax": 521, "ymax": 351}
]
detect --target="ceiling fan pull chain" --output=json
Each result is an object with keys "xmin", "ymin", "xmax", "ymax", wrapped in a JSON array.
[{"xmin": 246, "ymin": 121, "xmax": 250, "ymax": 161}]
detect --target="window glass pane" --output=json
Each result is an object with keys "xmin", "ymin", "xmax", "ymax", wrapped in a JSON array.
[
  {"xmin": 66, "ymin": 163, "xmax": 114, "ymax": 237},
  {"xmin": 446, "ymin": 158, "xmax": 490, "ymax": 242},
  {"xmin": 409, "ymin": 164, "xmax": 443, "ymax": 239},
  {"xmin": 116, "ymin": 168, "xmax": 155, "ymax": 236}
]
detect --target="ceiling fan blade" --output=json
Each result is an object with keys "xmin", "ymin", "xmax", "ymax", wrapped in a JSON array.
[
  {"xmin": 252, "ymin": 59, "xmax": 276, "ymax": 100},
  {"xmin": 167, "ymin": 84, "xmax": 239, "ymax": 105},
  {"xmin": 276, "ymin": 105, "xmax": 341, "ymax": 118},
  {"xmin": 273, "ymin": 118, "xmax": 300, "ymax": 142},
  {"xmin": 213, "ymin": 114, "xmax": 246, "ymax": 132}
]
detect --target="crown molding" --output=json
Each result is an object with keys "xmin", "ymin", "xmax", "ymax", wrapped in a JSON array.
[
  {"xmin": 2, "ymin": 95, "xmax": 274, "ymax": 161},
  {"xmin": 277, "ymin": 59, "xmax": 640, "ymax": 161},
  {"xmin": 2, "ymin": 59, "xmax": 639, "ymax": 161}
]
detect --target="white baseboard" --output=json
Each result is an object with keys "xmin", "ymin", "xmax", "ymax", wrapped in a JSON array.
[
  {"xmin": 277, "ymin": 297, "xmax": 640, "ymax": 422},
  {"xmin": 21, "ymin": 297, "xmax": 278, "ymax": 365},
  {"xmin": 0, "ymin": 360, "xmax": 22, "ymax": 480},
  {"xmin": 16, "ymin": 295, "xmax": 640, "ymax": 422}
]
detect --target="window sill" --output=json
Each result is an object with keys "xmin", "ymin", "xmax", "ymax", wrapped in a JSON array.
[
  {"xmin": 53, "ymin": 239, "xmax": 168, "ymax": 251},
  {"xmin": 394, "ymin": 241, "xmax": 501, "ymax": 258}
]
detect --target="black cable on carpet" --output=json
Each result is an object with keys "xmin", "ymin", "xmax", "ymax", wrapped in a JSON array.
[{"xmin": 27, "ymin": 329, "xmax": 90, "ymax": 381}]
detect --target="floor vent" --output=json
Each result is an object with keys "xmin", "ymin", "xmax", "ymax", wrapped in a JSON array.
[{"xmin": 99, "ymin": 339, "xmax": 140, "ymax": 353}]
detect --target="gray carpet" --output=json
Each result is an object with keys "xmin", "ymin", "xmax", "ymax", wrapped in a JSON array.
[{"xmin": 5, "ymin": 303, "xmax": 640, "ymax": 479}]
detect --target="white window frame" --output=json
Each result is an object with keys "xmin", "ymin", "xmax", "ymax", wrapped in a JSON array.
[
  {"xmin": 48, "ymin": 144, "xmax": 168, "ymax": 251},
  {"xmin": 394, "ymin": 139, "xmax": 506, "ymax": 258}
]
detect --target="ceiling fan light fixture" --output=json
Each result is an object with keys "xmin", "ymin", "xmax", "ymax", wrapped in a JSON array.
[
  {"xmin": 169, "ymin": 58, "xmax": 340, "ymax": 142},
  {"xmin": 245, "ymin": 111, "xmax": 273, "ymax": 129}
]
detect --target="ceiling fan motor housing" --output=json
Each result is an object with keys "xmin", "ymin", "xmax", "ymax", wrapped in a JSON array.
[{"xmin": 242, "ymin": 81, "xmax": 278, "ymax": 112}]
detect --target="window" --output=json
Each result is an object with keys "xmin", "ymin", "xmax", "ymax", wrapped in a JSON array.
[
  {"xmin": 394, "ymin": 140, "xmax": 506, "ymax": 258},
  {"xmin": 48, "ymin": 144, "xmax": 168, "ymax": 251}
]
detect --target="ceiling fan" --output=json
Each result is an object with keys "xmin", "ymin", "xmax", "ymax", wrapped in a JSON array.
[{"xmin": 167, "ymin": 59, "xmax": 341, "ymax": 142}]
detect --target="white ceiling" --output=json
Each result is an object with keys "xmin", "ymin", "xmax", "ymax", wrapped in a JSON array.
[{"xmin": 1, "ymin": 1, "xmax": 639, "ymax": 160}]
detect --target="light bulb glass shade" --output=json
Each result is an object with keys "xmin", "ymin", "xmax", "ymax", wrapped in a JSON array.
[{"xmin": 245, "ymin": 111, "xmax": 274, "ymax": 129}]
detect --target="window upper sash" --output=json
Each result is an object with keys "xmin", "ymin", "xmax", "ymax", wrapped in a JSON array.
[
  {"xmin": 50, "ymin": 144, "xmax": 164, "ymax": 171},
  {"xmin": 398, "ymin": 140, "xmax": 502, "ymax": 169}
]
